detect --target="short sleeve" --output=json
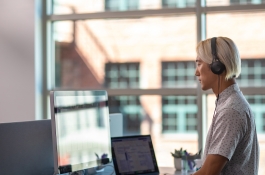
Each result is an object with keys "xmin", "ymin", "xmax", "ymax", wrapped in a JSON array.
[{"xmin": 207, "ymin": 108, "xmax": 246, "ymax": 160}]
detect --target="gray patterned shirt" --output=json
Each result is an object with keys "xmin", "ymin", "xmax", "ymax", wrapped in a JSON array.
[{"xmin": 202, "ymin": 84, "xmax": 259, "ymax": 175}]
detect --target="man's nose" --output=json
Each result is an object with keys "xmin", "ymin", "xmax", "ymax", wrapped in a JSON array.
[{"xmin": 195, "ymin": 69, "xmax": 199, "ymax": 76}]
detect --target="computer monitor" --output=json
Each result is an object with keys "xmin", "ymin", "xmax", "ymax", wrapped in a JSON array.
[
  {"xmin": 0, "ymin": 120, "xmax": 54, "ymax": 175},
  {"xmin": 50, "ymin": 90, "xmax": 112, "ymax": 174}
]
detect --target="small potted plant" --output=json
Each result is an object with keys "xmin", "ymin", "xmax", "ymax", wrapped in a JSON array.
[
  {"xmin": 171, "ymin": 148, "xmax": 186, "ymax": 171},
  {"xmin": 171, "ymin": 148, "xmax": 202, "ymax": 172}
]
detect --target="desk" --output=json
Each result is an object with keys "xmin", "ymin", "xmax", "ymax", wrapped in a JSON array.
[{"xmin": 159, "ymin": 167, "xmax": 195, "ymax": 175}]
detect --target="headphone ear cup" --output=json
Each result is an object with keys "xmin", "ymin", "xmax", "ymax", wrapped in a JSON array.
[{"xmin": 211, "ymin": 61, "xmax": 226, "ymax": 75}]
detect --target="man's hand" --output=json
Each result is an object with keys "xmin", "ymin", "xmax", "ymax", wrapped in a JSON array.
[{"xmin": 192, "ymin": 154, "xmax": 228, "ymax": 175}]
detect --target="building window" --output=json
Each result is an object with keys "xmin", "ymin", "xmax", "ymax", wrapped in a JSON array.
[
  {"xmin": 105, "ymin": 0, "xmax": 139, "ymax": 11},
  {"xmin": 245, "ymin": 95, "xmax": 265, "ymax": 133},
  {"xmin": 162, "ymin": 96, "xmax": 197, "ymax": 133},
  {"xmin": 108, "ymin": 96, "xmax": 142, "ymax": 134},
  {"xmin": 263, "ymin": 113, "xmax": 265, "ymax": 131},
  {"xmin": 230, "ymin": 0, "xmax": 265, "ymax": 5},
  {"xmin": 186, "ymin": 113, "xmax": 197, "ymax": 131},
  {"xmin": 162, "ymin": 0, "xmax": 196, "ymax": 8},
  {"xmin": 105, "ymin": 63, "xmax": 140, "ymax": 88},
  {"xmin": 162, "ymin": 61, "xmax": 196, "ymax": 88},
  {"xmin": 237, "ymin": 59, "xmax": 265, "ymax": 87},
  {"xmin": 163, "ymin": 113, "xmax": 178, "ymax": 131}
]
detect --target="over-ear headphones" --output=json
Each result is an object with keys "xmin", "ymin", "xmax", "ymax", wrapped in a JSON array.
[{"xmin": 210, "ymin": 37, "xmax": 226, "ymax": 75}]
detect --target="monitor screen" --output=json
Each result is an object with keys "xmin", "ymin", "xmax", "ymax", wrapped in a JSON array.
[{"xmin": 50, "ymin": 90, "xmax": 112, "ymax": 174}]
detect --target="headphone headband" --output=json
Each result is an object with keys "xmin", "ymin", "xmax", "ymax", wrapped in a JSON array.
[{"xmin": 211, "ymin": 37, "xmax": 218, "ymax": 61}]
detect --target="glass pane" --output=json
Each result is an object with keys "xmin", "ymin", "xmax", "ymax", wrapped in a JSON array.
[
  {"xmin": 207, "ymin": 12, "xmax": 265, "ymax": 87},
  {"xmin": 207, "ymin": 12, "xmax": 265, "ymax": 59},
  {"xmin": 162, "ymin": 96, "xmax": 198, "ymax": 133},
  {"xmin": 53, "ymin": 16, "xmax": 196, "ymax": 89},
  {"xmin": 245, "ymin": 95, "xmax": 265, "ymax": 133},
  {"xmin": 53, "ymin": 0, "xmax": 106, "ymax": 14},
  {"xmin": 162, "ymin": 0, "xmax": 196, "ymax": 8},
  {"xmin": 162, "ymin": 61, "xmax": 196, "ymax": 88},
  {"xmin": 105, "ymin": 63, "xmax": 140, "ymax": 88},
  {"xmin": 52, "ymin": 0, "xmax": 196, "ymax": 15},
  {"xmin": 109, "ymin": 95, "xmax": 142, "ymax": 135},
  {"xmin": 207, "ymin": 94, "xmax": 265, "ymax": 174},
  {"xmin": 237, "ymin": 59, "xmax": 265, "ymax": 87},
  {"xmin": 109, "ymin": 95, "xmax": 198, "ymax": 167},
  {"xmin": 207, "ymin": 0, "xmax": 265, "ymax": 6}
]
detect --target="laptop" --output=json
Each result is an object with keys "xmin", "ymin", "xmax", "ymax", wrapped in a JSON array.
[{"xmin": 111, "ymin": 135, "xmax": 160, "ymax": 175}]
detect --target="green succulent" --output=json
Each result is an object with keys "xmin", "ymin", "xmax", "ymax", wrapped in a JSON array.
[
  {"xmin": 171, "ymin": 147, "xmax": 186, "ymax": 158},
  {"xmin": 171, "ymin": 148, "xmax": 202, "ymax": 159}
]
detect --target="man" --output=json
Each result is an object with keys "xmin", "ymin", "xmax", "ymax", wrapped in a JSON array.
[{"xmin": 193, "ymin": 37, "xmax": 259, "ymax": 175}]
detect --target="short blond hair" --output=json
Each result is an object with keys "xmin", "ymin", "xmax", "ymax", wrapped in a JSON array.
[{"xmin": 196, "ymin": 37, "xmax": 241, "ymax": 80}]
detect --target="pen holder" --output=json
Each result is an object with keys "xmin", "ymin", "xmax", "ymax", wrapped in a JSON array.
[{"xmin": 182, "ymin": 156, "xmax": 196, "ymax": 172}]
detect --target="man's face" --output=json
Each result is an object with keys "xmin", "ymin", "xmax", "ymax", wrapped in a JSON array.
[{"xmin": 195, "ymin": 56, "xmax": 218, "ymax": 91}]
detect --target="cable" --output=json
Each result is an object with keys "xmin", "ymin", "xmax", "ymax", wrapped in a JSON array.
[{"xmin": 217, "ymin": 75, "xmax": 220, "ymax": 102}]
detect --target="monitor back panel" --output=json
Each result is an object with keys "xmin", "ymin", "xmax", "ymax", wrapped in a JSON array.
[
  {"xmin": 0, "ymin": 120, "xmax": 54, "ymax": 175},
  {"xmin": 109, "ymin": 113, "xmax": 123, "ymax": 137}
]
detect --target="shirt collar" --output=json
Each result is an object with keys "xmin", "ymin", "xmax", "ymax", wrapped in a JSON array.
[{"xmin": 217, "ymin": 83, "xmax": 240, "ymax": 103}]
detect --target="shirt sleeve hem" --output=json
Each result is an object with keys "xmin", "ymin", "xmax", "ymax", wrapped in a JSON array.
[{"xmin": 207, "ymin": 151, "xmax": 231, "ymax": 161}]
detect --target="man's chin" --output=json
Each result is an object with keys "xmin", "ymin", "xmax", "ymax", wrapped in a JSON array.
[{"xmin": 201, "ymin": 85, "xmax": 210, "ymax": 91}]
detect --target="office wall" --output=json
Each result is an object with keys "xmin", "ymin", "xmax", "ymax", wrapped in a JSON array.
[{"xmin": 0, "ymin": 0, "xmax": 35, "ymax": 123}]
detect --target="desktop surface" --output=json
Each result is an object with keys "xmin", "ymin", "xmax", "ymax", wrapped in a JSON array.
[{"xmin": 159, "ymin": 167, "xmax": 194, "ymax": 175}]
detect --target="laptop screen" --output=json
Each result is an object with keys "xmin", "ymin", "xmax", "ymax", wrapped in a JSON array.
[{"xmin": 111, "ymin": 135, "xmax": 159, "ymax": 175}]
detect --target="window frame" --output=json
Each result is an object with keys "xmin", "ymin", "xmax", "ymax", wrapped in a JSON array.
[{"xmin": 39, "ymin": 0, "xmax": 265, "ymax": 151}]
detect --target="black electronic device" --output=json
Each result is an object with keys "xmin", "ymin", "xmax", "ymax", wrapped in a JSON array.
[
  {"xmin": 111, "ymin": 135, "xmax": 160, "ymax": 175},
  {"xmin": 210, "ymin": 37, "xmax": 226, "ymax": 75},
  {"xmin": 0, "ymin": 120, "xmax": 54, "ymax": 175}
]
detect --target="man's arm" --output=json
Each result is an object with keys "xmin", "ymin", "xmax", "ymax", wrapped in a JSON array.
[{"xmin": 192, "ymin": 154, "xmax": 228, "ymax": 175}]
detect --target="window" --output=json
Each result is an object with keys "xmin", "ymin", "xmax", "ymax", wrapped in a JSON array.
[
  {"xmin": 230, "ymin": 0, "xmax": 265, "ymax": 5},
  {"xmin": 109, "ymin": 96, "xmax": 142, "ymax": 134},
  {"xmin": 237, "ymin": 59, "xmax": 265, "ymax": 87},
  {"xmin": 105, "ymin": 63, "xmax": 140, "ymax": 88},
  {"xmin": 263, "ymin": 113, "xmax": 265, "ymax": 131},
  {"xmin": 245, "ymin": 95, "xmax": 265, "ymax": 133},
  {"xmin": 186, "ymin": 113, "xmax": 197, "ymax": 131},
  {"xmin": 162, "ymin": 96, "xmax": 197, "ymax": 133},
  {"xmin": 162, "ymin": 61, "xmax": 196, "ymax": 88},
  {"xmin": 44, "ymin": 0, "xmax": 265, "ymax": 171},
  {"xmin": 163, "ymin": 113, "xmax": 178, "ymax": 131},
  {"xmin": 162, "ymin": 0, "xmax": 196, "ymax": 8},
  {"xmin": 207, "ymin": 0, "xmax": 265, "ymax": 6},
  {"xmin": 105, "ymin": 0, "xmax": 139, "ymax": 11}
]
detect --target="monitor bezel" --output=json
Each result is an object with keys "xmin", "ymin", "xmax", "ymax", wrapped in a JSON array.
[{"xmin": 50, "ymin": 90, "xmax": 110, "ymax": 174}]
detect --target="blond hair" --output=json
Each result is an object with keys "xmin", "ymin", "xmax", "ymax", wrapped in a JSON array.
[{"xmin": 196, "ymin": 37, "xmax": 241, "ymax": 80}]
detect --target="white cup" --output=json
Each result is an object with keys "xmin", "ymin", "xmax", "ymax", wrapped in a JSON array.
[{"xmin": 194, "ymin": 159, "xmax": 203, "ymax": 170}]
